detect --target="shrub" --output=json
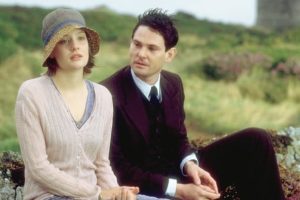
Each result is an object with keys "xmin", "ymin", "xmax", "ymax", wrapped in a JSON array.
[
  {"xmin": 200, "ymin": 53, "xmax": 272, "ymax": 81},
  {"xmin": 0, "ymin": 39, "xmax": 18, "ymax": 64},
  {"xmin": 237, "ymin": 67, "xmax": 288, "ymax": 104},
  {"xmin": 271, "ymin": 57, "xmax": 300, "ymax": 77},
  {"xmin": 287, "ymin": 78, "xmax": 300, "ymax": 102}
]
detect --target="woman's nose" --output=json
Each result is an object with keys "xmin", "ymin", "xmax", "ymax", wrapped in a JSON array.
[{"xmin": 69, "ymin": 39, "xmax": 79, "ymax": 51}]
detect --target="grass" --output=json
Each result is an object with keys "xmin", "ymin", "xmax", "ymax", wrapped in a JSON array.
[
  {"xmin": 1, "ymin": 43, "xmax": 300, "ymax": 152},
  {"xmin": 182, "ymin": 75, "xmax": 298, "ymax": 137}
]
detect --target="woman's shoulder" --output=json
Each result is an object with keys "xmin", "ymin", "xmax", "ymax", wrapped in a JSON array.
[
  {"xmin": 90, "ymin": 81, "xmax": 112, "ymax": 97},
  {"xmin": 18, "ymin": 75, "xmax": 51, "ymax": 97}
]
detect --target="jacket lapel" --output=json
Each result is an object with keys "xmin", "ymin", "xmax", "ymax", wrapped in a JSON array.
[
  {"xmin": 160, "ymin": 72, "xmax": 181, "ymax": 129},
  {"xmin": 122, "ymin": 69, "xmax": 150, "ymax": 142},
  {"xmin": 121, "ymin": 69, "xmax": 180, "ymax": 142}
]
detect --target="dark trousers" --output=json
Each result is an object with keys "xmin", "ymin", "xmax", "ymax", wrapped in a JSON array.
[{"xmin": 198, "ymin": 128, "xmax": 285, "ymax": 200}]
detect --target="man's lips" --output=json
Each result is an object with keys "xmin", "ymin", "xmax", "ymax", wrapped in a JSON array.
[{"xmin": 134, "ymin": 61, "xmax": 147, "ymax": 67}]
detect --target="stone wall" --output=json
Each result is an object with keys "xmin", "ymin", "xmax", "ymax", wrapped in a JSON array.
[
  {"xmin": 1, "ymin": 128, "xmax": 299, "ymax": 199},
  {"xmin": 256, "ymin": 0, "xmax": 300, "ymax": 31},
  {"xmin": 191, "ymin": 128, "xmax": 300, "ymax": 199},
  {"xmin": 0, "ymin": 152, "xmax": 23, "ymax": 200}
]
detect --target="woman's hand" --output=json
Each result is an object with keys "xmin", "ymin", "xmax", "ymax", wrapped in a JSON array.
[{"xmin": 100, "ymin": 186, "xmax": 139, "ymax": 200}]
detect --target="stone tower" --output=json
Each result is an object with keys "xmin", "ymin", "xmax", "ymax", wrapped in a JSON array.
[{"xmin": 256, "ymin": 0, "xmax": 300, "ymax": 31}]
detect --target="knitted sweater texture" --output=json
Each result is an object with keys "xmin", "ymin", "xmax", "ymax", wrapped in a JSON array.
[{"xmin": 15, "ymin": 75, "xmax": 118, "ymax": 200}]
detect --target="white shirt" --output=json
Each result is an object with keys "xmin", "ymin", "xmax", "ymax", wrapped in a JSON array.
[{"xmin": 131, "ymin": 69, "xmax": 198, "ymax": 197}]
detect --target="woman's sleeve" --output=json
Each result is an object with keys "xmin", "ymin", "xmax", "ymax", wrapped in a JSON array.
[
  {"xmin": 94, "ymin": 91, "xmax": 119, "ymax": 189},
  {"xmin": 15, "ymin": 88, "xmax": 100, "ymax": 198}
]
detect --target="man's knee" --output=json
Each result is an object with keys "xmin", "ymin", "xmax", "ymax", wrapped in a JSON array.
[
  {"xmin": 236, "ymin": 127, "xmax": 269, "ymax": 140},
  {"xmin": 237, "ymin": 127, "xmax": 274, "ymax": 151}
]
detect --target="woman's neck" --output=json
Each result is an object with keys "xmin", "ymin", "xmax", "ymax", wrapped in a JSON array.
[{"xmin": 51, "ymin": 70, "xmax": 85, "ymax": 91}]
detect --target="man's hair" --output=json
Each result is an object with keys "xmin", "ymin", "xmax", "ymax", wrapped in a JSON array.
[{"xmin": 131, "ymin": 8, "xmax": 178, "ymax": 50}]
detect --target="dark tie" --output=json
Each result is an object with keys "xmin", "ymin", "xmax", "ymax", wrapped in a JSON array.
[{"xmin": 149, "ymin": 86, "xmax": 159, "ymax": 105}]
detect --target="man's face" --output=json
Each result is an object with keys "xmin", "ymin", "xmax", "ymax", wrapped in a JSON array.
[{"xmin": 129, "ymin": 25, "xmax": 175, "ymax": 84}]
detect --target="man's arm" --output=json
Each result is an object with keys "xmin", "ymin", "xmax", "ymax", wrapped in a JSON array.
[
  {"xmin": 174, "ymin": 161, "xmax": 220, "ymax": 200},
  {"xmin": 109, "ymin": 106, "xmax": 169, "ymax": 197},
  {"xmin": 183, "ymin": 161, "xmax": 219, "ymax": 193}
]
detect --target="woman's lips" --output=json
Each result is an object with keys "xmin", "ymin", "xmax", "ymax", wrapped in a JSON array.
[{"xmin": 70, "ymin": 54, "xmax": 82, "ymax": 60}]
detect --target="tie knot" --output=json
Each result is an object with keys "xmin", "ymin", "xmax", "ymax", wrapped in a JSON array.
[{"xmin": 149, "ymin": 86, "xmax": 159, "ymax": 105}]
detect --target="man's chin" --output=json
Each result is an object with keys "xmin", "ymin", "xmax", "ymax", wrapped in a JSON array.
[
  {"xmin": 132, "ymin": 66, "xmax": 147, "ymax": 73},
  {"xmin": 132, "ymin": 63, "xmax": 147, "ymax": 69}
]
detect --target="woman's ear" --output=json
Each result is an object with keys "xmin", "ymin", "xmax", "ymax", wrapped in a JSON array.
[
  {"xmin": 165, "ymin": 47, "xmax": 177, "ymax": 63},
  {"xmin": 49, "ymin": 50, "xmax": 57, "ymax": 59}
]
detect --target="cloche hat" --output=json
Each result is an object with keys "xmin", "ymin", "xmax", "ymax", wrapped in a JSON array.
[{"xmin": 41, "ymin": 8, "xmax": 100, "ymax": 66}]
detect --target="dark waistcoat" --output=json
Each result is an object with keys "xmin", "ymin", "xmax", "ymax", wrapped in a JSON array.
[{"xmin": 141, "ymin": 96, "xmax": 179, "ymax": 176}]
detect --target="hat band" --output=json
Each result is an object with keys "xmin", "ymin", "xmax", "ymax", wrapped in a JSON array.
[{"xmin": 43, "ymin": 19, "xmax": 85, "ymax": 46}]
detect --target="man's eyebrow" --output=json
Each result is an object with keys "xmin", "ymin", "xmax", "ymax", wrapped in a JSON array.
[{"xmin": 132, "ymin": 38, "xmax": 161, "ymax": 49}]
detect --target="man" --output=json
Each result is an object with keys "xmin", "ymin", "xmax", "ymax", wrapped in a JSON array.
[{"xmin": 101, "ymin": 8, "xmax": 285, "ymax": 200}]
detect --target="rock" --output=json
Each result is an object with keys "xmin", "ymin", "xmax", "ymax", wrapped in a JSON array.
[
  {"xmin": 15, "ymin": 187, "xmax": 23, "ymax": 200},
  {"xmin": 191, "ymin": 128, "xmax": 300, "ymax": 199},
  {"xmin": 0, "ymin": 178, "xmax": 15, "ymax": 200},
  {"xmin": 0, "ymin": 151, "xmax": 24, "ymax": 200},
  {"xmin": 0, "ymin": 128, "xmax": 299, "ymax": 199}
]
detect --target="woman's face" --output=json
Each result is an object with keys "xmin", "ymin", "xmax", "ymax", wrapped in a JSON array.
[{"xmin": 51, "ymin": 29, "xmax": 89, "ymax": 73}]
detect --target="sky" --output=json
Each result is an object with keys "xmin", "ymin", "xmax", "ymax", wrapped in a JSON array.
[{"xmin": 0, "ymin": 0, "xmax": 257, "ymax": 26}]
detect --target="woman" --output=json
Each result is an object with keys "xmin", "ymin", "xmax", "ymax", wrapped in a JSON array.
[{"xmin": 15, "ymin": 8, "xmax": 138, "ymax": 200}]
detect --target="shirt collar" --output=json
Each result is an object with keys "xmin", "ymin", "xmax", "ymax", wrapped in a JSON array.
[{"xmin": 130, "ymin": 68, "xmax": 161, "ymax": 101}]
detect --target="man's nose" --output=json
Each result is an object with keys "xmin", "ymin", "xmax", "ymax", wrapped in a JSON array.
[{"xmin": 137, "ymin": 47, "xmax": 147, "ymax": 57}]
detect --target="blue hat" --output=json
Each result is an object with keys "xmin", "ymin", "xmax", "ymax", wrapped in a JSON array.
[{"xmin": 41, "ymin": 8, "xmax": 100, "ymax": 66}]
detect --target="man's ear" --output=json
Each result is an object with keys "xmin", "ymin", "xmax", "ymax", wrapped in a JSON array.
[{"xmin": 165, "ymin": 47, "xmax": 177, "ymax": 63}]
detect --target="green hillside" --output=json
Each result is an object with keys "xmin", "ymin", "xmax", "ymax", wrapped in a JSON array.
[{"xmin": 1, "ymin": 5, "xmax": 300, "ymax": 152}]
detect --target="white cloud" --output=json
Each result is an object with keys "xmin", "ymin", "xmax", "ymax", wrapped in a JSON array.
[{"xmin": 0, "ymin": 0, "xmax": 256, "ymax": 26}]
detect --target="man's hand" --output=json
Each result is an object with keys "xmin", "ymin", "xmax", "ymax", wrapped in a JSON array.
[
  {"xmin": 175, "ymin": 183, "xmax": 220, "ymax": 200},
  {"xmin": 184, "ymin": 161, "xmax": 219, "ymax": 194},
  {"xmin": 101, "ymin": 186, "xmax": 139, "ymax": 200}
]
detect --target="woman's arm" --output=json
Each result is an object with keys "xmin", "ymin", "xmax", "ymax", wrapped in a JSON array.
[
  {"xmin": 94, "ymin": 90, "xmax": 118, "ymax": 189},
  {"xmin": 15, "ymin": 89, "xmax": 100, "ymax": 198}
]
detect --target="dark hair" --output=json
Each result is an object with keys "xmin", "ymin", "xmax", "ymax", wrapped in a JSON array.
[
  {"xmin": 44, "ymin": 52, "xmax": 95, "ymax": 76},
  {"xmin": 131, "ymin": 8, "xmax": 178, "ymax": 50}
]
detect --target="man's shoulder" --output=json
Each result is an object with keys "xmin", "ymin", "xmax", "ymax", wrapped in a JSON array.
[
  {"xmin": 101, "ymin": 66, "xmax": 130, "ymax": 87},
  {"xmin": 161, "ymin": 69, "xmax": 180, "ymax": 78},
  {"xmin": 161, "ymin": 69, "xmax": 182, "ymax": 84},
  {"xmin": 100, "ymin": 66, "xmax": 131, "ymax": 103}
]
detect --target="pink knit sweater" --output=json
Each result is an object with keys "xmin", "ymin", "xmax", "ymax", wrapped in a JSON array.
[{"xmin": 15, "ymin": 75, "xmax": 118, "ymax": 200}]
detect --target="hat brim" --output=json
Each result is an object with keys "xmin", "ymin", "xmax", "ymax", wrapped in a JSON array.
[{"xmin": 42, "ymin": 25, "xmax": 100, "ymax": 66}]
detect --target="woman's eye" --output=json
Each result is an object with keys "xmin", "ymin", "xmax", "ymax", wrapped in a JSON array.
[
  {"xmin": 58, "ymin": 39, "xmax": 67, "ymax": 44},
  {"xmin": 78, "ymin": 36, "xmax": 86, "ymax": 41},
  {"xmin": 58, "ymin": 38, "xmax": 71, "ymax": 45}
]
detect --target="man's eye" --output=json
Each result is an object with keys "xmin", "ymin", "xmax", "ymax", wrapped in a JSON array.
[
  {"xmin": 134, "ymin": 42, "xmax": 141, "ymax": 47},
  {"xmin": 149, "ymin": 47, "xmax": 157, "ymax": 51}
]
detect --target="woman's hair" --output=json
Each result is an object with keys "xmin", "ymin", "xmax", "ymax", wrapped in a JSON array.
[
  {"xmin": 44, "ymin": 51, "xmax": 95, "ymax": 76},
  {"xmin": 41, "ymin": 8, "xmax": 100, "ymax": 73}
]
